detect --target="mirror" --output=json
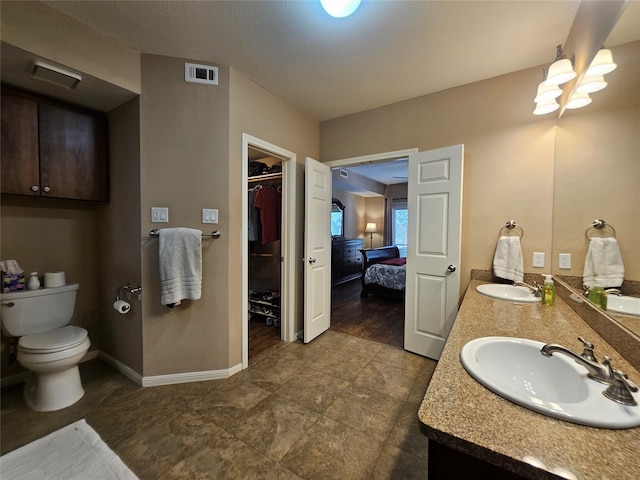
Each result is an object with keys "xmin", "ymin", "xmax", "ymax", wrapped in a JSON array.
[
  {"xmin": 331, "ymin": 198, "xmax": 345, "ymax": 238},
  {"xmin": 553, "ymin": 39, "xmax": 640, "ymax": 339}
]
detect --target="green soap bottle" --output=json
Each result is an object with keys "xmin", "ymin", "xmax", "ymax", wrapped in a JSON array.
[{"xmin": 541, "ymin": 274, "xmax": 555, "ymax": 306}]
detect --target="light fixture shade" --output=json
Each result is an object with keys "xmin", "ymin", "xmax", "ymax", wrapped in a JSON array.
[
  {"xmin": 320, "ymin": 0, "xmax": 362, "ymax": 18},
  {"xmin": 534, "ymin": 81, "xmax": 562, "ymax": 103},
  {"xmin": 533, "ymin": 99, "xmax": 559, "ymax": 116},
  {"xmin": 576, "ymin": 75, "xmax": 607, "ymax": 94},
  {"xmin": 544, "ymin": 58, "xmax": 576, "ymax": 85},
  {"xmin": 585, "ymin": 48, "xmax": 616, "ymax": 76},
  {"xmin": 566, "ymin": 92, "xmax": 592, "ymax": 110},
  {"xmin": 365, "ymin": 222, "xmax": 377, "ymax": 233}
]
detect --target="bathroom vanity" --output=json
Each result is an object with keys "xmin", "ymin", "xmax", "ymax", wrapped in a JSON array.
[{"xmin": 419, "ymin": 277, "xmax": 640, "ymax": 480}]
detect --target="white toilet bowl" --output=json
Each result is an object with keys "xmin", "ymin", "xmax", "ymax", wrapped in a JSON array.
[
  {"xmin": 17, "ymin": 325, "xmax": 90, "ymax": 411},
  {"xmin": 1, "ymin": 283, "xmax": 91, "ymax": 412}
]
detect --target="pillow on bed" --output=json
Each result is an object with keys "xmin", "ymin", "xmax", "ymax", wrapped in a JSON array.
[{"xmin": 380, "ymin": 257, "xmax": 406, "ymax": 266}]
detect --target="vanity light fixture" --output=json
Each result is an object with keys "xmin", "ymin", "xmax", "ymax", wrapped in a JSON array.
[
  {"xmin": 565, "ymin": 91, "xmax": 592, "ymax": 109},
  {"xmin": 533, "ymin": 67, "xmax": 561, "ymax": 115},
  {"xmin": 585, "ymin": 47, "xmax": 617, "ymax": 76},
  {"xmin": 544, "ymin": 45, "xmax": 576, "ymax": 85},
  {"xmin": 320, "ymin": 0, "xmax": 361, "ymax": 18},
  {"xmin": 576, "ymin": 74, "xmax": 607, "ymax": 94}
]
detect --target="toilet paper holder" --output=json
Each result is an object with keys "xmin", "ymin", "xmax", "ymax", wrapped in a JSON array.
[{"xmin": 116, "ymin": 284, "xmax": 142, "ymax": 301}]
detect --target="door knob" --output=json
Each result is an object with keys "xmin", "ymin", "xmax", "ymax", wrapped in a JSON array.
[
  {"xmin": 31, "ymin": 185, "xmax": 39, "ymax": 192},
  {"xmin": 43, "ymin": 186, "xmax": 51, "ymax": 193},
  {"xmin": 447, "ymin": 264, "xmax": 456, "ymax": 273},
  {"xmin": 308, "ymin": 257, "xmax": 316, "ymax": 264}
]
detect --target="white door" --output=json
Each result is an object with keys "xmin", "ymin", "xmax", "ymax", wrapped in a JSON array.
[
  {"xmin": 304, "ymin": 157, "xmax": 332, "ymax": 343},
  {"xmin": 404, "ymin": 144, "xmax": 464, "ymax": 359}
]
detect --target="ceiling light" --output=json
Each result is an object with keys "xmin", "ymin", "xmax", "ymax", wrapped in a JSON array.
[
  {"xmin": 320, "ymin": 0, "xmax": 361, "ymax": 18},
  {"xmin": 533, "ymin": 98, "xmax": 560, "ymax": 116},
  {"xmin": 576, "ymin": 75, "xmax": 607, "ymax": 94},
  {"xmin": 565, "ymin": 92, "xmax": 592, "ymax": 110},
  {"xmin": 585, "ymin": 47, "xmax": 617, "ymax": 76},
  {"xmin": 534, "ymin": 67, "xmax": 562, "ymax": 103},
  {"xmin": 544, "ymin": 45, "xmax": 576, "ymax": 85}
]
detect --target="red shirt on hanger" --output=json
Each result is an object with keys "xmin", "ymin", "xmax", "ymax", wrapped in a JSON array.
[{"xmin": 253, "ymin": 186, "xmax": 281, "ymax": 243}]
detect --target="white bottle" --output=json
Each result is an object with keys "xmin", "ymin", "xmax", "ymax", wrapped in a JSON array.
[{"xmin": 28, "ymin": 272, "xmax": 40, "ymax": 290}]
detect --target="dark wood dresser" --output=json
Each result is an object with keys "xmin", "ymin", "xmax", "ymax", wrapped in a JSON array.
[{"xmin": 331, "ymin": 238, "xmax": 364, "ymax": 286}]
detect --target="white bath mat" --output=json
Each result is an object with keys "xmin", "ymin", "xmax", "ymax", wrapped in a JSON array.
[{"xmin": 0, "ymin": 419, "xmax": 138, "ymax": 479}]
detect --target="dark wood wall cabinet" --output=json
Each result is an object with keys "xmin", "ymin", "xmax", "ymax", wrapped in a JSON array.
[
  {"xmin": 1, "ymin": 87, "xmax": 108, "ymax": 202},
  {"xmin": 332, "ymin": 238, "xmax": 364, "ymax": 286}
]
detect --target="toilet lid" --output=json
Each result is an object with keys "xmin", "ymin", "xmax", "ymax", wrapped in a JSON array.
[{"xmin": 19, "ymin": 326, "xmax": 88, "ymax": 353}]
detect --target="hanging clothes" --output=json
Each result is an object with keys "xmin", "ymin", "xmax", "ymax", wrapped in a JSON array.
[
  {"xmin": 254, "ymin": 185, "xmax": 282, "ymax": 244},
  {"xmin": 248, "ymin": 187, "xmax": 261, "ymax": 242}
]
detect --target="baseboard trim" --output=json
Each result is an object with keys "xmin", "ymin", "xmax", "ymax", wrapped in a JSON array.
[
  {"xmin": 98, "ymin": 351, "xmax": 144, "ymax": 386},
  {"xmin": 2, "ymin": 349, "xmax": 243, "ymax": 389},
  {"xmin": 141, "ymin": 362, "xmax": 243, "ymax": 387}
]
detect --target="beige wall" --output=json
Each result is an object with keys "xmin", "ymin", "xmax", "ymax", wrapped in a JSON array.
[
  {"xmin": 321, "ymin": 67, "xmax": 556, "ymax": 294},
  {"xmin": 364, "ymin": 197, "xmax": 385, "ymax": 249},
  {"xmin": 98, "ymin": 97, "xmax": 143, "ymax": 374},
  {"xmin": 229, "ymin": 68, "xmax": 319, "ymax": 352},
  {"xmin": 1, "ymin": 199, "xmax": 100, "ymax": 377},
  {"xmin": 139, "ymin": 54, "xmax": 231, "ymax": 376}
]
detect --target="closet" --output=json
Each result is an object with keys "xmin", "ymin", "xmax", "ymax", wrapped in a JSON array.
[{"xmin": 247, "ymin": 147, "xmax": 283, "ymax": 358}]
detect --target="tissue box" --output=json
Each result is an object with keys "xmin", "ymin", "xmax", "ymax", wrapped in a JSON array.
[{"xmin": 2, "ymin": 273, "xmax": 25, "ymax": 292}]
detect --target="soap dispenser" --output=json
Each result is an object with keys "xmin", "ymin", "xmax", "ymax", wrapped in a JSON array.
[{"xmin": 541, "ymin": 274, "xmax": 555, "ymax": 306}]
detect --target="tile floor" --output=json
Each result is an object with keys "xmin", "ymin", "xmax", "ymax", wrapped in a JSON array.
[{"xmin": 1, "ymin": 330, "xmax": 436, "ymax": 479}]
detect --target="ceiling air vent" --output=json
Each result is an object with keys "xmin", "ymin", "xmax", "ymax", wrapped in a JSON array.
[
  {"xmin": 185, "ymin": 62, "xmax": 218, "ymax": 85},
  {"xmin": 339, "ymin": 169, "xmax": 349, "ymax": 178},
  {"xmin": 31, "ymin": 61, "xmax": 82, "ymax": 89}
]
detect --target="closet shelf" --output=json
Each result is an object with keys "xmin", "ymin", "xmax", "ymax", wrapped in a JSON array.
[
  {"xmin": 249, "ymin": 299, "xmax": 281, "ymax": 309},
  {"xmin": 249, "ymin": 308, "xmax": 280, "ymax": 319},
  {"xmin": 248, "ymin": 172, "xmax": 282, "ymax": 183},
  {"xmin": 250, "ymin": 253, "xmax": 280, "ymax": 257}
]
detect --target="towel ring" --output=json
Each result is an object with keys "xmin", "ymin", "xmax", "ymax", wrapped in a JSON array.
[
  {"xmin": 500, "ymin": 220, "xmax": 524, "ymax": 239},
  {"xmin": 585, "ymin": 219, "xmax": 616, "ymax": 240}
]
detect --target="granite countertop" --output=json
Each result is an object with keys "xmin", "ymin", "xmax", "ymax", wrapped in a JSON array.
[{"xmin": 418, "ymin": 280, "xmax": 640, "ymax": 480}]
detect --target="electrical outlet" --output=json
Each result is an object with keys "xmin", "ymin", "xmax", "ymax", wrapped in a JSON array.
[
  {"xmin": 202, "ymin": 208, "xmax": 218, "ymax": 224},
  {"xmin": 532, "ymin": 252, "xmax": 545, "ymax": 268},
  {"xmin": 151, "ymin": 207, "xmax": 169, "ymax": 223},
  {"xmin": 559, "ymin": 253, "xmax": 572, "ymax": 269}
]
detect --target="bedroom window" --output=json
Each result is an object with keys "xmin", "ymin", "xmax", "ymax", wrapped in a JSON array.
[{"xmin": 392, "ymin": 199, "xmax": 408, "ymax": 257}]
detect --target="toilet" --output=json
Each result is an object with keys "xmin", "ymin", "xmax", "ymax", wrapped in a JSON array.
[{"xmin": 0, "ymin": 283, "xmax": 90, "ymax": 411}]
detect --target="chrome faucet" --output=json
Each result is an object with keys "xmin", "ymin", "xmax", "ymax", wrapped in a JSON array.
[
  {"xmin": 540, "ymin": 338, "xmax": 638, "ymax": 406},
  {"xmin": 513, "ymin": 280, "xmax": 541, "ymax": 296},
  {"xmin": 604, "ymin": 288, "xmax": 623, "ymax": 296}
]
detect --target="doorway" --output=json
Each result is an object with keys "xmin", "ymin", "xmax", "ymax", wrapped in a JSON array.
[
  {"xmin": 241, "ymin": 134, "xmax": 297, "ymax": 369},
  {"xmin": 324, "ymin": 148, "xmax": 418, "ymax": 348}
]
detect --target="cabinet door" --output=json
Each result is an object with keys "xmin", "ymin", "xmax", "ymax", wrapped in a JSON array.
[
  {"xmin": 1, "ymin": 89, "xmax": 40, "ymax": 196},
  {"xmin": 38, "ymin": 102, "xmax": 108, "ymax": 201}
]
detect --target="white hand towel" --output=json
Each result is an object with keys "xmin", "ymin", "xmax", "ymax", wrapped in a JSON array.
[
  {"xmin": 493, "ymin": 236, "xmax": 524, "ymax": 283},
  {"xmin": 583, "ymin": 237, "xmax": 624, "ymax": 288},
  {"xmin": 159, "ymin": 228, "xmax": 202, "ymax": 306}
]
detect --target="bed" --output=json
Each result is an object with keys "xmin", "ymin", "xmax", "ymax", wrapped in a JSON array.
[{"xmin": 360, "ymin": 246, "xmax": 406, "ymax": 299}]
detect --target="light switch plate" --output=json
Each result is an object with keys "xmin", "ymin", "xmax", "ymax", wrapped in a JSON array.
[
  {"xmin": 151, "ymin": 207, "xmax": 169, "ymax": 223},
  {"xmin": 532, "ymin": 252, "xmax": 545, "ymax": 268},
  {"xmin": 559, "ymin": 253, "xmax": 572, "ymax": 269},
  {"xmin": 202, "ymin": 208, "xmax": 218, "ymax": 224}
]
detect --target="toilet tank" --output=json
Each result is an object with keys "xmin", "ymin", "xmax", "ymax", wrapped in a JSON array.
[{"xmin": 0, "ymin": 283, "xmax": 79, "ymax": 337}]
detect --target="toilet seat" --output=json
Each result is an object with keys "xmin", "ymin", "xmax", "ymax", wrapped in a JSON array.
[{"xmin": 18, "ymin": 326, "xmax": 88, "ymax": 354}]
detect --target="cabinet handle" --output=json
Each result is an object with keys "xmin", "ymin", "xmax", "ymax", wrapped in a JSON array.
[
  {"xmin": 43, "ymin": 186, "xmax": 51, "ymax": 193},
  {"xmin": 31, "ymin": 185, "xmax": 40, "ymax": 192}
]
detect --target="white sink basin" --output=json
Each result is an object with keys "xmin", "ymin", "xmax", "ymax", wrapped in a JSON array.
[
  {"xmin": 460, "ymin": 337, "xmax": 640, "ymax": 429},
  {"xmin": 476, "ymin": 284, "xmax": 540, "ymax": 303},
  {"xmin": 607, "ymin": 295, "xmax": 640, "ymax": 317}
]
